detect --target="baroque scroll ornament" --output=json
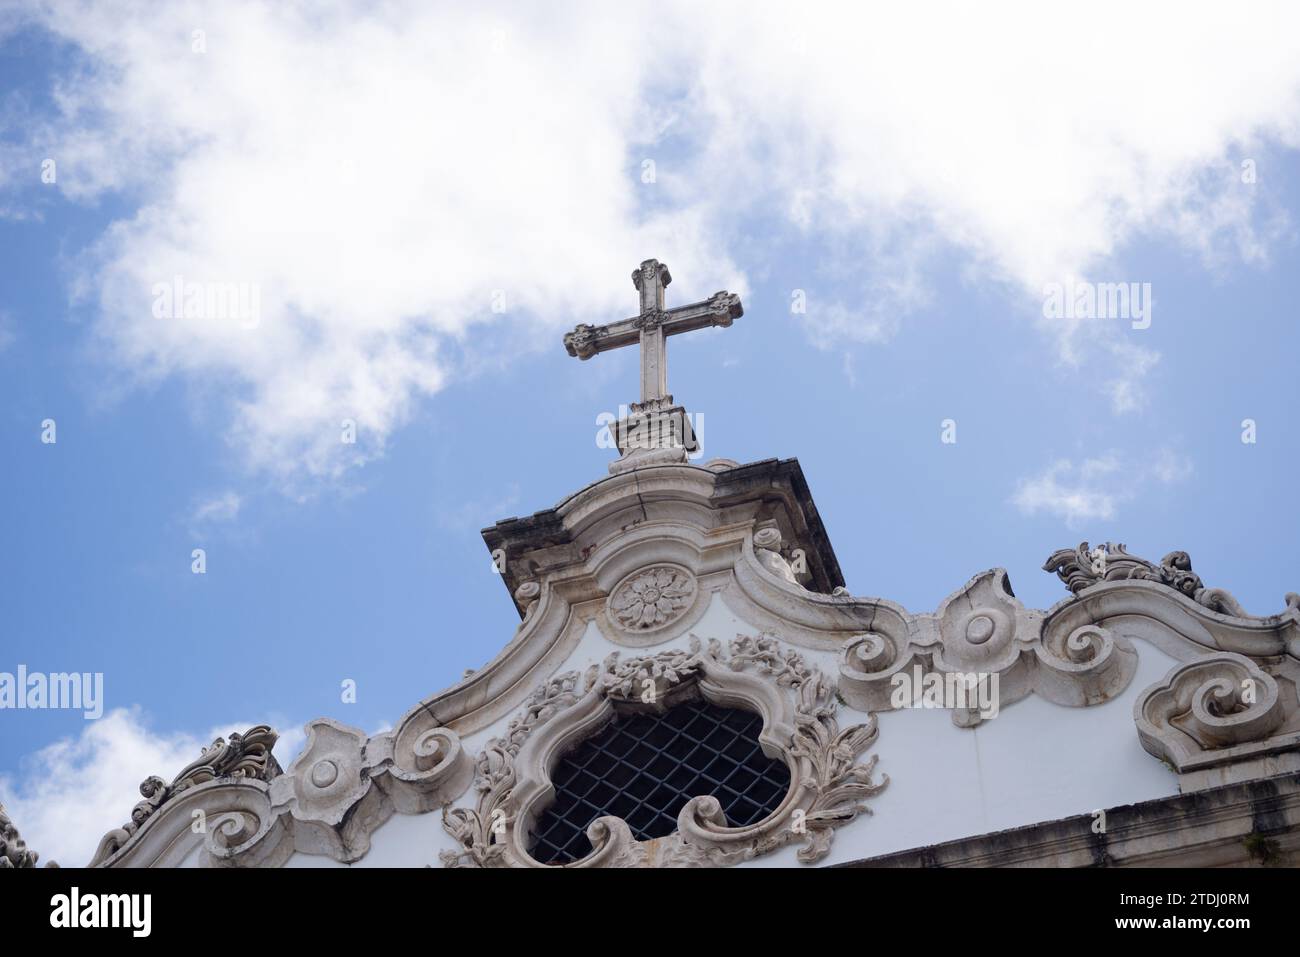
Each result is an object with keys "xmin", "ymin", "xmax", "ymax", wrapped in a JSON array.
[
  {"xmin": 1043, "ymin": 542, "xmax": 1259, "ymax": 617},
  {"xmin": 440, "ymin": 634, "xmax": 886, "ymax": 868},
  {"xmin": 89, "ymin": 725, "xmax": 280, "ymax": 866},
  {"xmin": 0, "ymin": 803, "xmax": 53, "ymax": 868}
]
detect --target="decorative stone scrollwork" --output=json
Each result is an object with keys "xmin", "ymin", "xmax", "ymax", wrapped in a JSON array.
[
  {"xmin": 513, "ymin": 580, "xmax": 541, "ymax": 623},
  {"xmin": 1134, "ymin": 653, "xmax": 1294, "ymax": 772},
  {"xmin": 632, "ymin": 259, "xmax": 671, "ymax": 291},
  {"xmin": 439, "ymin": 634, "xmax": 886, "ymax": 868},
  {"xmin": 278, "ymin": 719, "xmax": 381, "ymax": 859},
  {"xmin": 837, "ymin": 569, "xmax": 1138, "ymax": 725},
  {"xmin": 0, "ymin": 803, "xmax": 54, "ymax": 868},
  {"xmin": 706, "ymin": 290, "xmax": 743, "ymax": 324},
  {"xmin": 562, "ymin": 323, "xmax": 608, "ymax": 360},
  {"xmin": 607, "ymin": 564, "xmax": 697, "ymax": 635},
  {"xmin": 1034, "ymin": 624, "xmax": 1138, "ymax": 707},
  {"xmin": 90, "ymin": 712, "xmax": 472, "ymax": 867},
  {"xmin": 269, "ymin": 709, "xmax": 472, "ymax": 862},
  {"xmin": 634, "ymin": 309, "xmax": 669, "ymax": 332},
  {"xmin": 1044, "ymin": 542, "xmax": 1254, "ymax": 617},
  {"xmin": 90, "ymin": 724, "xmax": 280, "ymax": 866}
]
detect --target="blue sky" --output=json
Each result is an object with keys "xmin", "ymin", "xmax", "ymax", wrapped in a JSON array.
[{"xmin": 2, "ymin": 2, "xmax": 1299, "ymax": 864}]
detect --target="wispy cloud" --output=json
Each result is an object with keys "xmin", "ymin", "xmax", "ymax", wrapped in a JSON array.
[
  {"xmin": 191, "ymin": 490, "xmax": 241, "ymax": 526},
  {"xmin": 1011, "ymin": 448, "xmax": 1192, "ymax": 528}
]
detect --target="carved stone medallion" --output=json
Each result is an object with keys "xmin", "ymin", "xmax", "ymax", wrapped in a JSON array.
[{"xmin": 607, "ymin": 564, "xmax": 697, "ymax": 636}]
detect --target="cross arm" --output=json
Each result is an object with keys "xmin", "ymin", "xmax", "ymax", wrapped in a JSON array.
[
  {"xmin": 563, "ymin": 316, "xmax": 641, "ymax": 359},
  {"xmin": 562, "ymin": 290, "xmax": 743, "ymax": 360},
  {"xmin": 658, "ymin": 291, "xmax": 744, "ymax": 338}
]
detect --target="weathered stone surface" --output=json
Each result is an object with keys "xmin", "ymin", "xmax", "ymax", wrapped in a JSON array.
[
  {"xmin": 0, "ymin": 803, "xmax": 54, "ymax": 868},
  {"xmin": 841, "ymin": 772, "xmax": 1300, "ymax": 868}
]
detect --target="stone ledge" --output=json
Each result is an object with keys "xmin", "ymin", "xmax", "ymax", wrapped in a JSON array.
[{"xmin": 839, "ymin": 772, "xmax": 1300, "ymax": 868}]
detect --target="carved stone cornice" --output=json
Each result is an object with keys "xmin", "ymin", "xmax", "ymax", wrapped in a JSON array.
[
  {"xmin": 836, "ymin": 568, "xmax": 1139, "ymax": 726},
  {"xmin": 439, "ymin": 634, "xmax": 886, "ymax": 868},
  {"xmin": 846, "ymin": 772, "xmax": 1300, "ymax": 868}
]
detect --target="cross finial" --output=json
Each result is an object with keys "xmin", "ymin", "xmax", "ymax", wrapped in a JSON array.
[
  {"xmin": 563, "ymin": 259, "xmax": 742, "ymax": 473},
  {"xmin": 563, "ymin": 259, "xmax": 742, "ymax": 409}
]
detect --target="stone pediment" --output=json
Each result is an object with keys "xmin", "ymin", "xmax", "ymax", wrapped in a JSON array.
[{"xmin": 84, "ymin": 457, "xmax": 1300, "ymax": 868}]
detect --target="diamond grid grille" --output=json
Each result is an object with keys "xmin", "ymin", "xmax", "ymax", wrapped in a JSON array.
[{"xmin": 529, "ymin": 698, "xmax": 791, "ymax": 865}]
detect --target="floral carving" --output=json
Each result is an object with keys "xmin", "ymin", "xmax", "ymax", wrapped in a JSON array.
[
  {"xmin": 1044, "ymin": 542, "xmax": 1251, "ymax": 617},
  {"xmin": 499, "ymin": 671, "xmax": 584, "ymax": 755},
  {"xmin": 440, "ymin": 634, "xmax": 886, "ymax": 868},
  {"xmin": 785, "ymin": 673, "xmax": 886, "ymax": 862},
  {"xmin": 608, "ymin": 565, "xmax": 696, "ymax": 633},
  {"xmin": 591, "ymin": 645, "xmax": 702, "ymax": 699},
  {"xmin": 439, "ymin": 671, "xmax": 583, "ymax": 868},
  {"xmin": 0, "ymin": 803, "xmax": 54, "ymax": 868},
  {"xmin": 727, "ymin": 634, "xmax": 812, "ymax": 687}
]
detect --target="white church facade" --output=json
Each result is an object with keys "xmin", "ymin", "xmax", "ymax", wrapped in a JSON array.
[{"xmin": 29, "ymin": 260, "xmax": 1300, "ymax": 870}]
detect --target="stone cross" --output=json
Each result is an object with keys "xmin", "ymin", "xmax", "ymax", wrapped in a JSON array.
[{"xmin": 564, "ymin": 259, "xmax": 743, "ymax": 411}]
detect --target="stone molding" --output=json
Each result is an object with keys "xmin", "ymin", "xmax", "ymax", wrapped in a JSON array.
[
  {"xmin": 837, "ymin": 568, "xmax": 1139, "ymax": 726},
  {"xmin": 844, "ymin": 772, "xmax": 1300, "ymax": 868},
  {"xmin": 439, "ymin": 634, "xmax": 886, "ymax": 868},
  {"xmin": 92, "ymin": 711, "xmax": 473, "ymax": 868}
]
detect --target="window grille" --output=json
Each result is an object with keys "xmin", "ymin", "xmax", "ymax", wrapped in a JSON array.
[{"xmin": 529, "ymin": 697, "xmax": 791, "ymax": 865}]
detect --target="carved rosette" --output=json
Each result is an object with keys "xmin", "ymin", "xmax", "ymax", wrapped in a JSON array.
[
  {"xmin": 1134, "ymin": 653, "xmax": 1292, "ymax": 771},
  {"xmin": 607, "ymin": 564, "xmax": 697, "ymax": 636},
  {"xmin": 440, "ymin": 634, "xmax": 886, "ymax": 868}
]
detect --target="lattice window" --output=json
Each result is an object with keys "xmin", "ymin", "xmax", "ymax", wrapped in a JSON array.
[{"xmin": 529, "ymin": 698, "xmax": 791, "ymax": 865}]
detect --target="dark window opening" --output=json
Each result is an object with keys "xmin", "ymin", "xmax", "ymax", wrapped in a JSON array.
[{"xmin": 529, "ymin": 697, "xmax": 791, "ymax": 865}]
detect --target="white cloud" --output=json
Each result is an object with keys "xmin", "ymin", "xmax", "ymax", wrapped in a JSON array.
[
  {"xmin": 1102, "ymin": 338, "xmax": 1163, "ymax": 414},
  {"xmin": 191, "ymin": 490, "xmax": 241, "ymax": 525},
  {"xmin": 0, "ymin": 707, "xmax": 305, "ymax": 867},
  {"xmin": 1011, "ymin": 448, "xmax": 1192, "ymax": 527},
  {"xmin": 5, "ymin": 1, "xmax": 1300, "ymax": 482}
]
